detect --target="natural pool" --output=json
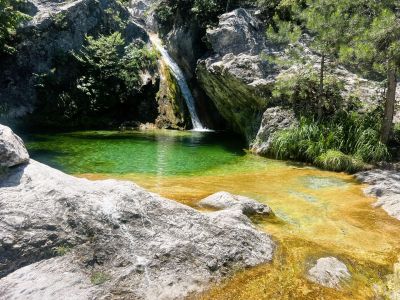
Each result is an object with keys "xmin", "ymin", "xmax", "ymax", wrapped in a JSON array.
[{"xmin": 26, "ymin": 130, "xmax": 400, "ymax": 299}]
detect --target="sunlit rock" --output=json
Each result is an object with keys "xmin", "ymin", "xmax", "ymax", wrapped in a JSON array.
[
  {"xmin": 251, "ymin": 107, "xmax": 298, "ymax": 155},
  {"xmin": 356, "ymin": 169, "xmax": 400, "ymax": 221},
  {"xmin": 0, "ymin": 124, "xmax": 29, "ymax": 167},
  {"xmin": 307, "ymin": 257, "xmax": 351, "ymax": 289},
  {"xmin": 0, "ymin": 158, "xmax": 275, "ymax": 299},
  {"xmin": 198, "ymin": 191, "xmax": 272, "ymax": 217}
]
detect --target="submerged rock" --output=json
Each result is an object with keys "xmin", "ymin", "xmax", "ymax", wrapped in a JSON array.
[
  {"xmin": 198, "ymin": 191, "xmax": 272, "ymax": 217},
  {"xmin": 251, "ymin": 107, "xmax": 298, "ymax": 155},
  {"xmin": 0, "ymin": 151, "xmax": 275, "ymax": 298},
  {"xmin": 307, "ymin": 257, "xmax": 351, "ymax": 289},
  {"xmin": 356, "ymin": 169, "xmax": 400, "ymax": 221},
  {"xmin": 0, "ymin": 124, "xmax": 29, "ymax": 167}
]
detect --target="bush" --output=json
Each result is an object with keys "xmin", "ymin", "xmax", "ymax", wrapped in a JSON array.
[
  {"xmin": 154, "ymin": 0, "xmax": 249, "ymax": 31},
  {"xmin": 53, "ymin": 245, "xmax": 71, "ymax": 256},
  {"xmin": 90, "ymin": 272, "xmax": 111, "ymax": 285},
  {"xmin": 154, "ymin": 2, "xmax": 175, "ymax": 30}
]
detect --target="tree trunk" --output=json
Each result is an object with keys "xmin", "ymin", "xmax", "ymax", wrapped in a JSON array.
[
  {"xmin": 380, "ymin": 62, "xmax": 397, "ymax": 144},
  {"xmin": 317, "ymin": 54, "xmax": 325, "ymax": 119}
]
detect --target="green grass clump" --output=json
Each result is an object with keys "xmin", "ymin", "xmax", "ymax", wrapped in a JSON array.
[
  {"xmin": 53, "ymin": 245, "xmax": 71, "ymax": 256},
  {"xmin": 269, "ymin": 112, "xmax": 390, "ymax": 172},
  {"xmin": 90, "ymin": 272, "xmax": 111, "ymax": 285},
  {"xmin": 315, "ymin": 150, "xmax": 364, "ymax": 173}
]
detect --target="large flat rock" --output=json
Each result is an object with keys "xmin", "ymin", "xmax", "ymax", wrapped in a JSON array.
[{"xmin": 0, "ymin": 159, "xmax": 275, "ymax": 299}]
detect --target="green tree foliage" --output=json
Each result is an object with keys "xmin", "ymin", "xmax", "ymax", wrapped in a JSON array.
[
  {"xmin": 338, "ymin": 2, "xmax": 400, "ymax": 143},
  {"xmin": 72, "ymin": 32, "xmax": 158, "ymax": 113},
  {"xmin": 0, "ymin": 0, "xmax": 29, "ymax": 54},
  {"xmin": 266, "ymin": 0, "xmax": 399, "ymax": 144},
  {"xmin": 272, "ymin": 67, "xmax": 346, "ymax": 117},
  {"xmin": 266, "ymin": 0, "xmax": 357, "ymax": 119},
  {"xmin": 34, "ymin": 32, "xmax": 158, "ymax": 127}
]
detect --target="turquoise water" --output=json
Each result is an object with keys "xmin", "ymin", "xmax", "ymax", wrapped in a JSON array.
[{"xmin": 25, "ymin": 130, "xmax": 247, "ymax": 175}]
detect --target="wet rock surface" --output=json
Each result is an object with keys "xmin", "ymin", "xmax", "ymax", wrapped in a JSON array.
[
  {"xmin": 0, "ymin": 125, "xmax": 29, "ymax": 167},
  {"xmin": 198, "ymin": 191, "xmax": 272, "ymax": 217},
  {"xmin": 356, "ymin": 169, "xmax": 400, "ymax": 221},
  {"xmin": 307, "ymin": 257, "xmax": 351, "ymax": 289}
]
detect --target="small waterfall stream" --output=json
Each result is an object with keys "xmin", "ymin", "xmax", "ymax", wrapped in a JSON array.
[{"xmin": 149, "ymin": 34, "xmax": 209, "ymax": 131}]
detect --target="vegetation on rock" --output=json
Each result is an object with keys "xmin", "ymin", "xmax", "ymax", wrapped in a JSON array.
[
  {"xmin": 267, "ymin": 0, "xmax": 399, "ymax": 145},
  {"xmin": 90, "ymin": 272, "xmax": 111, "ymax": 285},
  {"xmin": 0, "ymin": 0, "xmax": 28, "ymax": 55},
  {"xmin": 154, "ymin": 0, "xmax": 250, "ymax": 33},
  {"xmin": 33, "ymin": 32, "xmax": 158, "ymax": 128}
]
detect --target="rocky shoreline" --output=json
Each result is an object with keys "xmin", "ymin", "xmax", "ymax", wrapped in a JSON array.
[
  {"xmin": 1, "ymin": 123, "xmax": 400, "ymax": 298},
  {"xmin": 356, "ymin": 169, "xmax": 400, "ymax": 221},
  {"xmin": 0, "ymin": 125, "xmax": 275, "ymax": 299}
]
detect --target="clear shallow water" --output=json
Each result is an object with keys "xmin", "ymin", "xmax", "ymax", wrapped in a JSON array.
[{"xmin": 25, "ymin": 130, "xmax": 400, "ymax": 299}]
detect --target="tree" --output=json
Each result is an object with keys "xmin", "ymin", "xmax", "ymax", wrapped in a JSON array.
[
  {"xmin": 0, "ymin": 0, "xmax": 29, "ymax": 54},
  {"xmin": 266, "ymin": 0, "xmax": 351, "ymax": 119},
  {"xmin": 339, "ymin": 2, "xmax": 400, "ymax": 143},
  {"xmin": 300, "ymin": 0, "xmax": 353, "ymax": 118},
  {"xmin": 73, "ymin": 32, "xmax": 158, "ymax": 113}
]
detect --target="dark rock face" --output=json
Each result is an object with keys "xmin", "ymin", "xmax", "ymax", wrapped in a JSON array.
[
  {"xmin": 251, "ymin": 107, "xmax": 298, "ymax": 155},
  {"xmin": 0, "ymin": 0, "xmax": 148, "ymax": 121},
  {"xmin": 0, "ymin": 124, "xmax": 29, "ymax": 167}
]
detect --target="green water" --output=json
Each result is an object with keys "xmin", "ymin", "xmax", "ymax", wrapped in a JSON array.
[{"xmin": 25, "ymin": 130, "xmax": 247, "ymax": 175}]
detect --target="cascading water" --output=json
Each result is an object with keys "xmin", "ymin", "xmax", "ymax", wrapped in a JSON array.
[{"xmin": 149, "ymin": 34, "xmax": 209, "ymax": 131}]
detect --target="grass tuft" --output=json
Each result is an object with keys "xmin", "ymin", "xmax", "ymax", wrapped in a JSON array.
[
  {"xmin": 90, "ymin": 272, "xmax": 111, "ymax": 285},
  {"xmin": 53, "ymin": 245, "xmax": 71, "ymax": 256},
  {"xmin": 315, "ymin": 150, "xmax": 364, "ymax": 173},
  {"xmin": 269, "ymin": 112, "xmax": 389, "ymax": 172}
]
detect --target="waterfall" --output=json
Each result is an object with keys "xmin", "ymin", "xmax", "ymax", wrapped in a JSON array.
[{"xmin": 149, "ymin": 34, "xmax": 209, "ymax": 131}]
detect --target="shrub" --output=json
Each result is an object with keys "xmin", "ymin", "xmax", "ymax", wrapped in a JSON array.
[
  {"xmin": 154, "ymin": 2, "xmax": 175, "ymax": 30},
  {"xmin": 0, "ymin": 0, "xmax": 29, "ymax": 55},
  {"xmin": 53, "ymin": 245, "xmax": 71, "ymax": 256}
]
